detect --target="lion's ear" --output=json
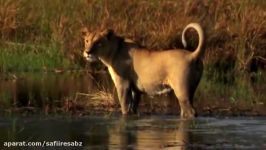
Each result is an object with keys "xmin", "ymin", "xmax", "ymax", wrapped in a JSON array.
[
  {"xmin": 81, "ymin": 27, "xmax": 89, "ymax": 37},
  {"xmin": 102, "ymin": 29, "xmax": 114, "ymax": 40}
]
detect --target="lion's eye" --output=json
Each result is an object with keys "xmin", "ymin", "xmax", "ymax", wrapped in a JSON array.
[
  {"xmin": 93, "ymin": 41, "xmax": 102, "ymax": 47},
  {"xmin": 97, "ymin": 43, "xmax": 102, "ymax": 47}
]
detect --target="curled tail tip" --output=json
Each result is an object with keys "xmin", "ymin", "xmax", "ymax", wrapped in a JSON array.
[
  {"xmin": 186, "ymin": 22, "xmax": 202, "ymax": 28},
  {"xmin": 182, "ymin": 23, "xmax": 202, "ymax": 48},
  {"xmin": 182, "ymin": 38, "xmax": 187, "ymax": 48},
  {"xmin": 182, "ymin": 22, "xmax": 205, "ymax": 60}
]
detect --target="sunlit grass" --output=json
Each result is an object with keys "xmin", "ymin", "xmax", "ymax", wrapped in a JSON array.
[{"xmin": 0, "ymin": 0, "xmax": 265, "ymax": 72}]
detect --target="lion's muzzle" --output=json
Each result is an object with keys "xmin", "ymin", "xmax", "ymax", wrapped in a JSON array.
[{"xmin": 83, "ymin": 51, "xmax": 98, "ymax": 62}]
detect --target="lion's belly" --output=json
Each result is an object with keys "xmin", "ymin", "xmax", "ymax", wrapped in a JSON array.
[
  {"xmin": 132, "ymin": 51, "xmax": 173, "ymax": 95},
  {"xmin": 136, "ymin": 80, "xmax": 172, "ymax": 96}
]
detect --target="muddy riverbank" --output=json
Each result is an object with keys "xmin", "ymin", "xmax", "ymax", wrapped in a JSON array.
[{"xmin": 64, "ymin": 98, "xmax": 266, "ymax": 117}]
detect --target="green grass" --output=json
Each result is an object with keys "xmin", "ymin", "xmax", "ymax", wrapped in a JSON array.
[
  {"xmin": 197, "ymin": 66, "xmax": 266, "ymax": 104},
  {"xmin": 0, "ymin": 42, "xmax": 74, "ymax": 72}
]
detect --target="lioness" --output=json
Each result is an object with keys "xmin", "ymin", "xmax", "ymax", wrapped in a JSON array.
[{"xmin": 83, "ymin": 23, "xmax": 204, "ymax": 119}]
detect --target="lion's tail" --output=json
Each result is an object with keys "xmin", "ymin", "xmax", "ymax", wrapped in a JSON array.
[{"xmin": 181, "ymin": 23, "xmax": 205, "ymax": 60}]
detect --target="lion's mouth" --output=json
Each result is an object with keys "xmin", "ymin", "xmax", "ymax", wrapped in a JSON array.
[{"xmin": 83, "ymin": 51, "xmax": 98, "ymax": 62}]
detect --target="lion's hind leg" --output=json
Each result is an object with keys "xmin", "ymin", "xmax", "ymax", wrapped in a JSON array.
[{"xmin": 171, "ymin": 83, "xmax": 196, "ymax": 119}]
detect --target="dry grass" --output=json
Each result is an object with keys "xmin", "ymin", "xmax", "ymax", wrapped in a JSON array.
[
  {"xmin": 0, "ymin": 0, "xmax": 265, "ymax": 72},
  {"xmin": 88, "ymin": 91, "xmax": 114, "ymax": 105},
  {"xmin": 0, "ymin": 0, "xmax": 265, "ymax": 81},
  {"xmin": 74, "ymin": 85, "xmax": 115, "ymax": 108}
]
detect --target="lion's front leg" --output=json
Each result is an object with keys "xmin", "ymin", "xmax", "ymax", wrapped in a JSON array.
[
  {"xmin": 108, "ymin": 67, "xmax": 133, "ymax": 115},
  {"xmin": 116, "ymin": 81, "xmax": 132, "ymax": 115}
]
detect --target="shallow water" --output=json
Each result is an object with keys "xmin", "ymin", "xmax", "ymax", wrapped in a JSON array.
[{"xmin": 0, "ymin": 116, "xmax": 266, "ymax": 149}]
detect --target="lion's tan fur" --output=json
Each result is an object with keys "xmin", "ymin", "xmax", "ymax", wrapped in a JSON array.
[{"xmin": 83, "ymin": 23, "xmax": 205, "ymax": 118}]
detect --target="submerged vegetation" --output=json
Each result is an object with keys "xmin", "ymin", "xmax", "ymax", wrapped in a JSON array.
[{"xmin": 0, "ymin": 0, "xmax": 265, "ymax": 114}]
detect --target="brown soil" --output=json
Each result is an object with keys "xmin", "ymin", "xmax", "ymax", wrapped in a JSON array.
[
  {"xmin": 2, "ymin": 98, "xmax": 265, "ymax": 117},
  {"xmin": 76, "ymin": 99, "xmax": 266, "ymax": 117}
]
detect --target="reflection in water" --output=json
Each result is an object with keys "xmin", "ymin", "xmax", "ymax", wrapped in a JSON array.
[
  {"xmin": 0, "ymin": 72, "xmax": 113, "ymax": 113},
  {"xmin": 107, "ymin": 118, "xmax": 190, "ymax": 150},
  {"xmin": 1, "ymin": 116, "xmax": 266, "ymax": 149},
  {"xmin": 108, "ymin": 117, "xmax": 137, "ymax": 150},
  {"xmin": 0, "ymin": 116, "xmax": 191, "ymax": 150}
]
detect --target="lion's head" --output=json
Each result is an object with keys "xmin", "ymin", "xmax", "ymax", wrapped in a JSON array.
[{"xmin": 82, "ymin": 29, "xmax": 115, "ymax": 62}]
